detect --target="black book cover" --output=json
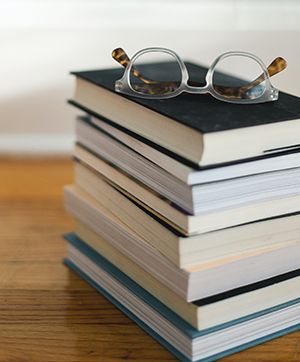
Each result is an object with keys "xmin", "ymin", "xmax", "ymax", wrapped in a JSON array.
[{"xmin": 70, "ymin": 62, "xmax": 300, "ymax": 134}]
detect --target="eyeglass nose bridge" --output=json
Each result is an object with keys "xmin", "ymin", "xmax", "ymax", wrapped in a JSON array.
[
  {"xmin": 182, "ymin": 66, "xmax": 213, "ymax": 95},
  {"xmin": 184, "ymin": 82, "xmax": 211, "ymax": 95}
]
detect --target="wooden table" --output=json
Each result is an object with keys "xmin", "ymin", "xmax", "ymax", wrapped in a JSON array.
[{"xmin": 0, "ymin": 157, "xmax": 300, "ymax": 362}]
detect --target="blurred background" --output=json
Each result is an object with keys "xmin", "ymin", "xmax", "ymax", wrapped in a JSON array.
[{"xmin": 1, "ymin": 0, "xmax": 299, "ymax": 156}]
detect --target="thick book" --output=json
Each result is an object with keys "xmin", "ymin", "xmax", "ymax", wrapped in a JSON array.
[
  {"xmin": 75, "ymin": 117, "xmax": 300, "ymax": 215},
  {"xmin": 66, "ymin": 225, "xmax": 300, "ymax": 331},
  {"xmin": 64, "ymin": 234, "xmax": 300, "ymax": 362},
  {"xmin": 74, "ymin": 142, "xmax": 300, "ymax": 235},
  {"xmin": 64, "ymin": 183, "xmax": 300, "ymax": 302},
  {"xmin": 74, "ymin": 160, "xmax": 300, "ymax": 268},
  {"xmin": 69, "ymin": 62, "xmax": 300, "ymax": 167}
]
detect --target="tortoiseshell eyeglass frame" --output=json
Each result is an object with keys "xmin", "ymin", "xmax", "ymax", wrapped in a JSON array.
[{"xmin": 112, "ymin": 47, "xmax": 287, "ymax": 104}]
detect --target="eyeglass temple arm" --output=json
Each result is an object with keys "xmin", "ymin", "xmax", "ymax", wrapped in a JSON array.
[
  {"xmin": 112, "ymin": 48, "xmax": 287, "ymax": 91},
  {"xmin": 240, "ymin": 57, "xmax": 287, "ymax": 91},
  {"xmin": 112, "ymin": 48, "xmax": 155, "ymax": 84}
]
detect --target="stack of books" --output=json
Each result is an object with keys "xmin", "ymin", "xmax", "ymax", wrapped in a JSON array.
[{"xmin": 63, "ymin": 60, "xmax": 300, "ymax": 362}]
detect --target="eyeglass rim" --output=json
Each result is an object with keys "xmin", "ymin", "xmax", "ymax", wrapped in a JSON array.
[{"xmin": 115, "ymin": 47, "xmax": 279, "ymax": 104}]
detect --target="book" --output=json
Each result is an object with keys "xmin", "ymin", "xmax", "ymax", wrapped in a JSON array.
[
  {"xmin": 67, "ymin": 224, "xmax": 300, "ymax": 332},
  {"xmin": 64, "ymin": 183, "xmax": 300, "ymax": 302},
  {"xmin": 74, "ymin": 160, "xmax": 300, "ymax": 268},
  {"xmin": 89, "ymin": 114, "xmax": 300, "ymax": 185},
  {"xmin": 74, "ymin": 143, "xmax": 300, "ymax": 235},
  {"xmin": 75, "ymin": 117, "xmax": 300, "ymax": 215},
  {"xmin": 64, "ymin": 234, "xmax": 300, "ymax": 362},
  {"xmin": 69, "ymin": 62, "xmax": 300, "ymax": 167}
]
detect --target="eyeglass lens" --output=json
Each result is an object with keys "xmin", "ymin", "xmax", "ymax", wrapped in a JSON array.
[
  {"xmin": 129, "ymin": 52, "xmax": 182, "ymax": 95},
  {"xmin": 212, "ymin": 55, "xmax": 266, "ymax": 99}
]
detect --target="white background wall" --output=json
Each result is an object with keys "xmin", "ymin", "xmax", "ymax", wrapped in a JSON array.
[{"xmin": 1, "ymin": 0, "xmax": 300, "ymax": 155}]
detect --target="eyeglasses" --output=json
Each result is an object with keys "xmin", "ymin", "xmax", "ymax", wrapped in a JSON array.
[{"xmin": 112, "ymin": 47, "xmax": 287, "ymax": 104}]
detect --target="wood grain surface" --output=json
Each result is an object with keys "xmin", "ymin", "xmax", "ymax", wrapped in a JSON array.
[{"xmin": 0, "ymin": 157, "xmax": 299, "ymax": 362}]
